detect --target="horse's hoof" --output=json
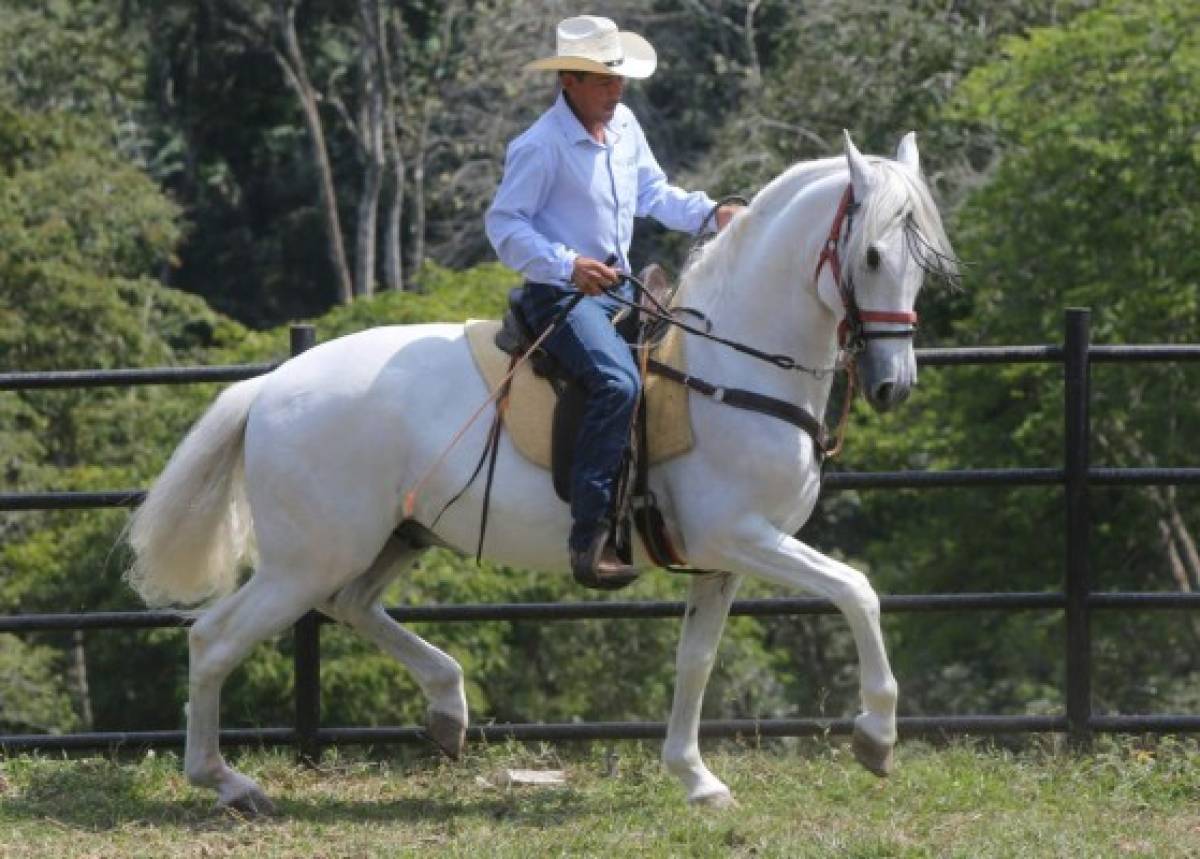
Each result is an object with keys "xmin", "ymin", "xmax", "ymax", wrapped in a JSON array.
[
  {"xmin": 220, "ymin": 787, "xmax": 277, "ymax": 818},
  {"xmin": 689, "ymin": 789, "xmax": 738, "ymax": 810},
  {"xmin": 851, "ymin": 726, "xmax": 894, "ymax": 778},
  {"xmin": 425, "ymin": 709, "xmax": 467, "ymax": 760}
]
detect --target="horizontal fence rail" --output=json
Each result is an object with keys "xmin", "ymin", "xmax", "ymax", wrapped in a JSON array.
[
  {"xmin": 10, "ymin": 590, "xmax": 1200, "ymax": 636},
  {"xmin": 0, "ymin": 715, "xmax": 1079, "ymax": 753},
  {"xmin": 6, "ymin": 467, "xmax": 1200, "ymax": 513},
  {"xmin": 3, "ymin": 312, "xmax": 1200, "ymax": 756},
  {"xmin": 0, "ymin": 363, "xmax": 278, "ymax": 391}
]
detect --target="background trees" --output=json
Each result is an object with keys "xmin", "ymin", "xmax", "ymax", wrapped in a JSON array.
[
  {"xmin": 836, "ymin": 0, "xmax": 1200, "ymax": 717},
  {"xmin": 3, "ymin": 0, "xmax": 1197, "ymax": 737}
]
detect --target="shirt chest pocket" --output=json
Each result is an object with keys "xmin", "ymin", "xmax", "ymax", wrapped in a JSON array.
[{"xmin": 612, "ymin": 154, "xmax": 638, "ymax": 213}]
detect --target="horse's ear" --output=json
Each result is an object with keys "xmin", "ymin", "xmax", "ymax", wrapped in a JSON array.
[
  {"xmin": 843, "ymin": 130, "xmax": 875, "ymax": 199},
  {"xmin": 896, "ymin": 132, "xmax": 920, "ymax": 171}
]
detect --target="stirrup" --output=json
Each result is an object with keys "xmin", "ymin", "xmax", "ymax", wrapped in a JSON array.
[{"xmin": 570, "ymin": 530, "xmax": 638, "ymax": 591}]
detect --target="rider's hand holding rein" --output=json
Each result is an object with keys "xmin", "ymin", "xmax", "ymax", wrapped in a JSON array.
[
  {"xmin": 715, "ymin": 202, "xmax": 744, "ymax": 231},
  {"xmin": 572, "ymin": 255, "xmax": 621, "ymax": 295}
]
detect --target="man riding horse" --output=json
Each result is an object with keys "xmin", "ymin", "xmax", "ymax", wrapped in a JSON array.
[{"xmin": 485, "ymin": 15, "xmax": 743, "ymax": 588}]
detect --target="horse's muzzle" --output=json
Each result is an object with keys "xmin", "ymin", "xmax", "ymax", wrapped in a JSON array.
[{"xmin": 858, "ymin": 344, "xmax": 916, "ymax": 413}]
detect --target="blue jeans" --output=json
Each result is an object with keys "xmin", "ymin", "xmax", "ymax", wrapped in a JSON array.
[{"xmin": 519, "ymin": 281, "xmax": 641, "ymax": 551}]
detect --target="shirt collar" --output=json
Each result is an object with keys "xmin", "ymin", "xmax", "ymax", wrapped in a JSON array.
[{"xmin": 552, "ymin": 91, "xmax": 621, "ymax": 146}]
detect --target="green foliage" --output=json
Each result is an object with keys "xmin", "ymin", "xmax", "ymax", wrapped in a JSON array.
[
  {"xmin": 698, "ymin": 1, "xmax": 1097, "ymax": 190},
  {"xmin": 0, "ymin": 91, "xmax": 245, "ymax": 733},
  {"xmin": 0, "ymin": 109, "xmax": 180, "ymax": 279},
  {"xmin": 310, "ymin": 262, "xmax": 517, "ymax": 340},
  {"xmin": 0, "ymin": 636, "xmax": 79, "ymax": 734},
  {"xmin": 951, "ymin": 0, "xmax": 1200, "ymax": 343},
  {"xmin": 832, "ymin": 0, "xmax": 1200, "ymax": 718},
  {"xmin": 0, "ymin": 1, "xmax": 147, "ymax": 127}
]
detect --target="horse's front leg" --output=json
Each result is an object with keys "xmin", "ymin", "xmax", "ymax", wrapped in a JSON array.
[
  {"xmin": 712, "ymin": 519, "xmax": 898, "ymax": 776},
  {"xmin": 663, "ymin": 571, "xmax": 743, "ymax": 807}
]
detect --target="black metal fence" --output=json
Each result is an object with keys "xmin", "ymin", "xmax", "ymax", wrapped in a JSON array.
[{"xmin": 3, "ymin": 308, "xmax": 1200, "ymax": 757}]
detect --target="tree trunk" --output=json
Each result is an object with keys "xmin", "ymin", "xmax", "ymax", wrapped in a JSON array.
[
  {"xmin": 70, "ymin": 630, "xmax": 93, "ymax": 730},
  {"xmin": 410, "ymin": 105, "xmax": 429, "ymax": 279},
  {"xmin": 1166, "ymin": 497, "xmax": 1200, "ymax": 587},
  {"xmin": 1160, "ymin": 518, "xmax": 1192, "ymax": 592},
  {"xmin": 353, "ymin": 16, "xmax": 386, "ymax": 299},
  {"xmin": 405, "ymin": 2, "xmax": 458, "ymax": 282},
  {"xmin": 1106, "ymin": 431, "xmax": 1200, "ymax": 592},
  {"xmin": 373, "ymin": 0, "xmax": 404, "ymax": 290},
  {"xmin": 272, "ymin": 1, "xmax": 354, "ymax": 304},
  {"xmin": 1144, "ymin": 484, "xmax": 1200, "ymax": 591},
  {"xmin": 355, "ymin": 152, "xmax": 384, "ymax": 298},
  {"xmin": 384, "ymin": 150, "xmax": 405, "ymax": 290}
]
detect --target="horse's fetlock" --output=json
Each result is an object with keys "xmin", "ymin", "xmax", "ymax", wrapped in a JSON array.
[
  {"xmin": 864, "ymin": 677, "xmax": 899, "ymax": 712},
  {"xmin": 184, "ymin": 757, "xmax": 224, "ymax": 788},
  {"xmin": 426, "ymin": 657, "xmax": 464, "ymax": 693},
  {"xmin": 662, "ymin": 742, "xmax": 699, "ymax": 774}
]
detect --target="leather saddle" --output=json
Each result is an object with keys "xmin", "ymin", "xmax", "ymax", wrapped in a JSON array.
[
  {"xmin": 494, "ymin": 265, "xmax": 673, "ymax": 503},
  {"xmin": 492, "ymin": 265, "xmax": 682, "ymax": 579}
]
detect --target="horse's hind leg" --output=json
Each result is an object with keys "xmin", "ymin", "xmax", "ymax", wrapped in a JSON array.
[
  {"xmin": 185, "ymin": 569, "xmax": 327, "ymax": 814},
  {"xmin": 321, "ymin": 536, "xmax": 468, "ymax": 758},
  {"xmin": 662, "ymin": 572, "xmax": 743, "ymax": 807}
]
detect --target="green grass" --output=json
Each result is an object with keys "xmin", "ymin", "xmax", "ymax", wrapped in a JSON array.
[{"xmin": 3, "ymin": 737, "xmax": 1200, "ymax": 857}]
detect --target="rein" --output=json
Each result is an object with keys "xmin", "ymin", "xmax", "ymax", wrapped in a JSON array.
[{"xmin": 603, "ymin": 281, "xmax": 843, "ymax": 378}]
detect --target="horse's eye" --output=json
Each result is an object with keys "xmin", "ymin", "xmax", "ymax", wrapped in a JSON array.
[{"xmin": 866, "ymin": 246, "xmax": 881, "ymax": 270}]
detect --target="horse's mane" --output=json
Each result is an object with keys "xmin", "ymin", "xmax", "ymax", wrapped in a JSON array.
[
  {"xmin": 854, "ymin": 159, "xmax": 959, "ymax": 288},
  {"xmin": 678, "ymin": 154, "xmax": 958, "ymax": 310}
]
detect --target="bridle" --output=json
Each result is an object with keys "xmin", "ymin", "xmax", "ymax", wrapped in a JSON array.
[{"xmin": 816, "ymin": 185, "xmax": 919, "ymax": 354}]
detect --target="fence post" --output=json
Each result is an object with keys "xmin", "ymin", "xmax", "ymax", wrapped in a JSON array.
[
  {"xmin": 289, "ymin": 324, "xmax": 322, "ymax": 765},
  {"xmin": 1064, "ymin": 308, "xmax": 1092, "ymax": 748}
]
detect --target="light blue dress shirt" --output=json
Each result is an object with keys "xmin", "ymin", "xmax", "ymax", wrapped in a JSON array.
[{"xmin": 485, "ymin": 92, "xmax": 717, "ymax": 285}]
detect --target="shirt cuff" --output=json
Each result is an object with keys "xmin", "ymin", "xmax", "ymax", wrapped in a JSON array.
[{"xmin": 557, "ymin": 248, "xmax": 578, "ymax": 284}]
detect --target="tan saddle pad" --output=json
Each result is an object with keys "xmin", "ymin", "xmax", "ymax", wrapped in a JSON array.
[{"xmin": 464, "ymin": 319, "xmax": 693, "ymax": 469}]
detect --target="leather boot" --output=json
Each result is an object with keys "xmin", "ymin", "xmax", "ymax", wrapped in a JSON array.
[{"xmin": 570, "ymin": 526, "xmax": 639, "ymax": 591}]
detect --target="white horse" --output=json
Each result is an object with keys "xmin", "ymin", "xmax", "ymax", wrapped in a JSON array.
[{"xmin": 126, "ymin": 132, "xmax": 955, "ymax": 813}]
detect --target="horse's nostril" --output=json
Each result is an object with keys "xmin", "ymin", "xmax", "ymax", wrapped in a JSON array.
[{"xmin": 875, "ymin": 382, "xmax": 894, "ymax": 403}]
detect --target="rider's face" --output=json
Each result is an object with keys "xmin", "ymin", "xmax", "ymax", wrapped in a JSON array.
[{"xmin": 561, "ymin": 72, "xmax": 626, "ymax": 131}]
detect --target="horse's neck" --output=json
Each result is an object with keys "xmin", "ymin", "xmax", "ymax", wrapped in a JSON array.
[{"xmin": 678, "ymin": 176, "xmax": 846, "ymax": 415}]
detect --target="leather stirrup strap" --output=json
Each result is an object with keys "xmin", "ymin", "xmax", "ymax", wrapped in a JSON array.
[{"xmin": 632, "ymin": 394, "xmax": 690, "ymax": 569}]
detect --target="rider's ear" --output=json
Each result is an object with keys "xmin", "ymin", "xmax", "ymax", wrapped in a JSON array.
[
  {"xmin": 843, "ymin": 130, "xmax": 875, "ymax": 200},
  {"xmin": 896, "ymin": 132, "xmax": 920, "ymax": 172}
]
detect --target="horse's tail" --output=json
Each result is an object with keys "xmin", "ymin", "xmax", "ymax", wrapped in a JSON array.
[{"xmin": 125, "ymin": 375, "xmax": 268, "ymax": 607}]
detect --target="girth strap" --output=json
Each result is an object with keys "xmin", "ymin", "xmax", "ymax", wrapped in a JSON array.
[{"xmin": 646, "ymin": 358, "xmax": 831, "ymax": 456}]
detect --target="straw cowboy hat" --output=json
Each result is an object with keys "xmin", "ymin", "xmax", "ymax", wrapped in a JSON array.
[{"xmin": 525, "ymin": 15, "xmax": 657, "ymax": 79}]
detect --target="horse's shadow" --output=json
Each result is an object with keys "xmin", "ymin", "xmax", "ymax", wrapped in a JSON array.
[{"xmin": 2, "ymin": 762, "xmax": 619, "ymax": 830}]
